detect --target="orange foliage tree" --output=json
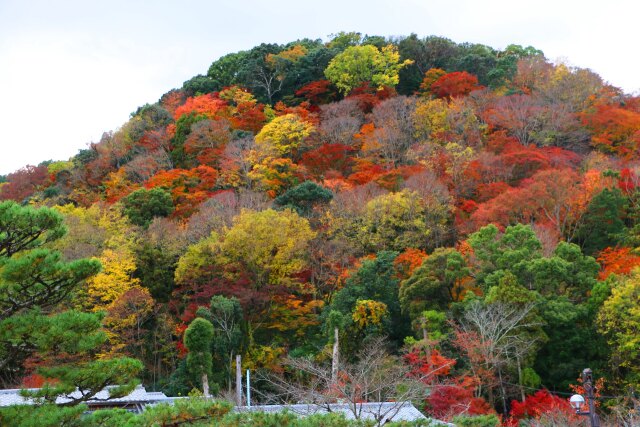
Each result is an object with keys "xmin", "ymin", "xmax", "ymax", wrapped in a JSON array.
[
  {"xmin": 581, "ymin": 102, "xmax": 640, "ymax": 158},
  {"xmin": 597, "ymin": 247, "xmax": 640, "ymax": 280},
  {"xmin": 145, "ymin": 165, "xmax": 218, "ymax": 217}
]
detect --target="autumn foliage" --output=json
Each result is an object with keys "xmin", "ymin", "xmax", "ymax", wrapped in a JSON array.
[{"xmin": 4, "ymin": 33, "xmax": 640, "ymax": 424}]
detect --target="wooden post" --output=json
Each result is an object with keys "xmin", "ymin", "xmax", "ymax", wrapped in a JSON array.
[{"xmin": 236, "ymin": 354, "xmax": 242, "ymax": 405}]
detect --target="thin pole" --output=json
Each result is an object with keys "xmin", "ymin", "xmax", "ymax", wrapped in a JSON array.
[
  {"xmin": 235, "ymin": 354, "xmax": 242, "ymax": 406},
  {"xmin": 246, "ymin": 369, "xmax": 251, "ymax": 408}
]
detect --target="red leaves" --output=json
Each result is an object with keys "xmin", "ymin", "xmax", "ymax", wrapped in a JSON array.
[
  {"xmin": 405, "ymin": 346, "xmax": 493, "ymax": 421},
  {"xmin": 507, "ymin": 390, "xmax": 574, "ymax": 426},
  {"xmin": 301, "ymin": 143, "xmax": 355, "ymax": 178},
  {"xmin": 0, "ymin": 164, "xmax": 50, "ymax": 201},
  {"xmin": 405, "ymin": 348, "xmax": 454, "ymax": 381},
  {"xmin": 296, "ymin": 79, "xmax": 338, "ymax": 105},
  {"xmin": 426, "ymin": 376, "xmax": 494, "ymax": 420},
  {"xmin": 431, "ymin": 71, "xmax": 482, "ymax": 99}
]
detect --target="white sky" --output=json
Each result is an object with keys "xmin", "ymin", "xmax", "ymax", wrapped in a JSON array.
[{"xmin": 1, "ymin": 0, "xmax": 638, "ymax": 175}]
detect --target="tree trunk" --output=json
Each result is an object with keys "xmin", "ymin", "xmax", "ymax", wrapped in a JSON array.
[
  {"xmin": 236, "ymin": 354, "xmax": 242, "ymax": 405},
  {"xmin": 331, "ymin": 327, "xmax": 339, "ymax": 385},
  {"xmin": 498, "ymin": 367, "xmax": 507, "ymax": 414},
  {"xmin": 517, "ymin": 357, "xmax": 525, "ymax": 402},
  {"xmin": 202, "ymin": 373, "xmax": 210, "ymax": 397},
  {"xmin": 422, "ymin": 327, "xmax": 431, "ymax": 359}
]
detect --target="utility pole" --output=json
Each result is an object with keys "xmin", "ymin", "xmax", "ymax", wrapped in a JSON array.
[{"xmin": 235, "ymin": 354, "xmax": 242, "ymax": 406}]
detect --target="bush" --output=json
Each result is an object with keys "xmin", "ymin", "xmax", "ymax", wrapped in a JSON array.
[{"xmin": 452, "ymin": 413, "xmax": 501, "ymax": 427}]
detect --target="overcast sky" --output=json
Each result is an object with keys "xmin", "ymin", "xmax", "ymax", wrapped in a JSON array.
[{"xmin": 1, "ymin": 0, "xmax": 638, "ymax": 175}]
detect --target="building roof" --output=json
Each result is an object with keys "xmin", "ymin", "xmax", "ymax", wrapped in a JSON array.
[
  {"xmin": 0, "ymin": 385, "xmax": 171, "ymax": 407},
  {"xmin": 236, "ymin": 401, "xmax": 453, "ymax": 425}
]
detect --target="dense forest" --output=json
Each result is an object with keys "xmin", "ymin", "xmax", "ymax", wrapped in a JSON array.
[{"xmin": 2, "ymin": 31, "xmax": 640, "ymax": 426}]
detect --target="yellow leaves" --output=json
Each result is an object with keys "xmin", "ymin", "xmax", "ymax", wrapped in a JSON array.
[
  {"xmin": 47, "ymin": 160, "xmax": 73, "ymax": 176},
  {"xmin": 413, "ymin": 98, "xmax": 451, "ymax": 142},
  {"xmin": 221, "ymin": 209, "xmax": 315, "ymax": 286},
  {"xmin": 352, "ymin": 299, "xmax": 388, "ymax": 329},
  {"xmin": 243, "ymin": 344, "xmax": 285, "ymax": 372},
  {"xmin": 597, "ymin": 270, "xmax": 640, "ymax": 377},
  {"xmin": 268, "ymin": 296, "xmax": 324, "ymax": 336},
  {"xmin": 85, "ymin": 248, "xmax": 140, "ymax": 310},
  {"xmin": 174, "ymin": 232, "xmax": 220, "ymax": 286},
  {"xmin": 255, "ymin": 114, "xmax": 314, "ymax": 157},
  {"xmin": 53, "ymin": 203, "xmax": 137, "ymax": 260},
  {"xmin": 248, "ymin": 156, "xmax": 304, "ymax": 198},
  {"xmin": 218, "ymin": 86, "xmax": 257, "ymax": 107}
]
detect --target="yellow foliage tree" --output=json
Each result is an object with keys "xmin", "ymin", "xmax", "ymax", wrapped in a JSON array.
[
  {"xmin": 220, "ymin": 208, "xmax": 316, "ymax": 287},
  {"xmin": 254, "ymin": 114, "xmax": 314, "ymax": 158},
  {"xmin": 248, "ymin": 156, "xmax": 304, "ymax": 198},
  {"xmin": 352, "ymin": 299, "xmax": 388, "ymax": 329},
  {"xmin": 85, "ymin": 248, "xmax": 141, "ymax": 311}
]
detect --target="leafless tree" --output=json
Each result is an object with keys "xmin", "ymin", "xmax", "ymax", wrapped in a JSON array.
[
  {"xmin": 520, "ymin": 408, "xmax": 586, "ymax": 427},
  {"xmin": 320, "ymin": 99, "xmax": 365, "ymax": 146},
  {"xmin": 601, "ymin": 396, "xmax": 640, "ymax": 427},
  {"xmin": 368, "ymin": 96, "xmax": 417, "ymax": 167},
  {"xmin": 257, "ymin": 337, "xmax": 434, "ymax": 426},
  {"xmin": 457, "ymin": 301, "xmax": 543, "ymax": 408}
]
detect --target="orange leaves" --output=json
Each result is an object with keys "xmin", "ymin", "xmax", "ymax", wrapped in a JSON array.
[
  {"xmin": 173, "ymin": 93, "xmax": 227, "ymax": 120},
  {"xmin": 268, "ymin": 295, "xmax": 324, "ymax": 336},
  {"xmin": 597, "ymin": 247, "xmax": 640, "ymax": 280},
  {"xmin": 419, "ymin": 68, "xmax": 447, "ymax": 95},
  {"xmin": 104, "ymin": 168, "xmax": 139, "ymax": 203},
  {"xmin": 145, "ymin": 165, "xmax": 218, "ymax": 217},
  {"xmin": 172, "ymin": 88, "xmax": 268, "ymax": 134},
  {"xmin": 581, "ymin": 102, "xmax": 640, "ymax": 158},
  {"xmin": 464, "ymin": 167, "xmax": 600, "ymax": 240},
  {"xmin": 394, "ymin": 248, "xmax": 427, "ymax": 280}
]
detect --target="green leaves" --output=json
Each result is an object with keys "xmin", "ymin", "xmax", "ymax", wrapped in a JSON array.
[
  {"xmin": 399, "ymin": 247, "xmax": 468, "ymax": 319},
  {"xmin": 184, "ymin": 318, "xmax": 215, "ymax": 388},
  {"xmin": 0, "ymin": 201, "xmax": 66, "ymax": 258},
  {"xmin": 274, "ymin": 181, "xmax": 333, "ymax": 216},
  {"xmin": 0, "ymin": 249, "xmax": 101, "ymax": 319},
  {"xmin": 122, "ymin": 187, "xmax": 174, "ymax": 228},
  {"xmin": 0, "ymin": 198, "xmax": 142, "ymax": 406},
  {"xmin": 33, "ymin": 358, "xmax": 143, "ymax": 405}
]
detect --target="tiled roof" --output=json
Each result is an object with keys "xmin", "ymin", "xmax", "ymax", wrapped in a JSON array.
[
  {"xmin": 236, "ymin": 401, "xmax": 453, "ymax": 425},
  {"xmin": 0, "ymin": 385, "xmax": 170, "ymax": 407}
]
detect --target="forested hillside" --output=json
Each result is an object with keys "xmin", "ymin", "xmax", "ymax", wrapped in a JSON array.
[{"xmin": 2, "ymin": 32, "xmax": 640, "ymax": 425}]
